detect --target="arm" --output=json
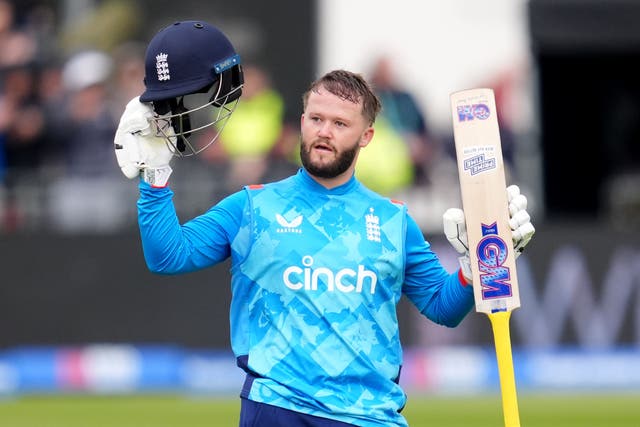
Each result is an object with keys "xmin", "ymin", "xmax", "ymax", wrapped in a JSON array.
[
  {"xmin": 113, "ymin": 96, "xmax": 246, "ymax": 274},
  {"xmin": 402, "ymin": 214, "xmax": 475, "ymax": 327},
  {"xmin": 138, "ymin": 182, "xmax": 246, "ymax": 274}
]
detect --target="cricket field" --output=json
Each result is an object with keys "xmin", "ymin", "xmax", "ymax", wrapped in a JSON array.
[{"xmin": 0, "ymin": 393, "xmax": 638, "ymax": 426}]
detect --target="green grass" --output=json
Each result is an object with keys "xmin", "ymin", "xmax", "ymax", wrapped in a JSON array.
[{"xmin": 1, "ymin": 393, "xmax": 639, "ymax": 426}]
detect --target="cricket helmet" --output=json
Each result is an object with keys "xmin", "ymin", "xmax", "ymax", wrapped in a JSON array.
[{"xmin": 140, "ymin": 20, "xmax": 244, "ymax": 155}]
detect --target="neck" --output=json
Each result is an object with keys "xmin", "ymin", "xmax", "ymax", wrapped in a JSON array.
[{"xmin": 306, "ymin": 168, "xmax": 354, "ymax": 189}]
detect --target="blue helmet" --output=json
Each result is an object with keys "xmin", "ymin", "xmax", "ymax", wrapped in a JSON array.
[{"xmin": 140, "ymin": 20, "xmax": 244, "ymax": 155}]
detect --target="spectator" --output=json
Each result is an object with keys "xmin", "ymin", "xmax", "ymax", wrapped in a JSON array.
[
  {"xmin": 35, "ymin": 58, "xmax": 67, "ymax": 174},
  {"xmin": 201, "ymin": 63, "xmax": 287, "ymax": 192},
  {"xmin": 0, "ymin": 64, "xmax": 44, "ymax": 178},
  {"xmin": 109, "ymin": 41, "xmax": 146, "ymax": 118},
  {"xmin": 58, "ymin": 49, "xmax": 117, "ymax": 177},
  {"xmin": 0, "ymin": 0, "xmax": 43, "ymax": 231},
  {"xmin": 0, "ymin": 0, "xmax": 37, "ymax": 68},
  {"xmin": 354, "ymin": 115, "xmax": 415, "ymax": 196},
  {"xmin": 0, "ymin": 0, "xmax": 41, "ymax": 180},
  {"xmin": 369, "ymin": 55, "xmax": 436, "ymax": 186},
  {"xmin": 48, "ymin": 49, "xmax": 132, "ymax": 232}
]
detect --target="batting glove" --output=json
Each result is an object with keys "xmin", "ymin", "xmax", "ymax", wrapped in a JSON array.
[
  {"xmin": 443, "ymin": 207, "xmax": 473, "ymax": 283},
  {"xmin": 507, "ymin": 184, "xmax": 535, "ymax": 256},
  {"xmin": 114, "ymin": 96, "xmax": 175, "ymax": 188},
  {"xmin": 443, "ymin": 185, "xmax": 536, "ymax": 283}
]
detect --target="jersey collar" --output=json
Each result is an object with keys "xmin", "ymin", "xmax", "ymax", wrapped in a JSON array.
[{"xmin": 297, "ymin": 168, "xmax": 359, "ymax": 195}]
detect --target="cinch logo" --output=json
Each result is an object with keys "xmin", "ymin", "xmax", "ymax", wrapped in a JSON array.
[
  {"xmin": 477, "ymin": 222, "xmax": 512, "ymax": 300},
  {"xmin": 457, "ymin": 103, "xmax": 490, "ymax": 121},
  {"xmin": 282, "ymin": 255, "xmax": 378, "ymax": 294}
]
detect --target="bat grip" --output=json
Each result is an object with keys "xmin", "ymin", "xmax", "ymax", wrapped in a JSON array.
[{"xmin": 488, "ymin": 310, "xmax": 521, "ymax": 427}]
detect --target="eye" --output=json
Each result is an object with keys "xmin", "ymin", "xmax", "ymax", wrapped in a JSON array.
[{"xmin": 335, "ymin": 120, "xmax": 346, "ymax": 128}]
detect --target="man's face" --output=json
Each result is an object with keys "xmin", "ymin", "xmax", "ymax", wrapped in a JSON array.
[{"xmin": 300, "ymin": 86, "xmax": 374, "ymax": 182}]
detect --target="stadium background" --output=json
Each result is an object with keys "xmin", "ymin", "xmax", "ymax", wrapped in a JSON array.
[{"xmin": 1, "ymin": 0, "xmax": 640, "ymax": 424}]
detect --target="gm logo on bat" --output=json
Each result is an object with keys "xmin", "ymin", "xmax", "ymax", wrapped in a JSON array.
[
  {"xmin": 457, "ymin": 103, "xmax": 491, "ymax": 121},
  {"xmin": 477, "ymin": 222, "xmax": 513, "ymax": 300}
]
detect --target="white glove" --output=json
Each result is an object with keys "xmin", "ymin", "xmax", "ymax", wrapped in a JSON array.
[
  {"xmin": 114, "ymin": 96, "xmax": 175, "ymax": 187},
  {"xmin": 443, "ymin": 184, "xmax": 536, "ymax": 282},
  {"xmin": 507, "ymin": 184, "xmax": 535, "ymax": 256},
  {"xmin": 442, "ymin": 207, "xmax": 473, "ymax": 282}
]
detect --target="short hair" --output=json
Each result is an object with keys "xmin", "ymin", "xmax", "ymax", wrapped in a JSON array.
[{"xmin": 302, "ymin": 69, "xmax": 382, "ymax": 125}]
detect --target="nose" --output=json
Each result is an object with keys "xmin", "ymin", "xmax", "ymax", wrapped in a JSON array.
[{"xmin": 317, "ymin": 121, "xmax": 331, "ymax": 138}]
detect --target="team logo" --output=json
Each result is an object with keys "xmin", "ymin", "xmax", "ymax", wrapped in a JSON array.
[
  {"xmin": 365, "ymin": 208, "xmax": 381, "ymax": 242},
  {"xmin": 155, "ymin": 53, "xmax": 170, "ymax": 81},
  {"xmin": 276, "ymin": 214, "xmax": 303, "ymax": 234}
]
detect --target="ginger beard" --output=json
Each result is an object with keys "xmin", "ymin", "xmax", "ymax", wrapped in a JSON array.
[{"xmin": 299, "ymin": 136, "xmax": 360, "ymax": 179}]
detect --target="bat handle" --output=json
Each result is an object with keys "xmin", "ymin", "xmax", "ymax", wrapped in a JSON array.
[{"xmin": 488, "ymin": 310, "xmax": 521, "ymax": 427}]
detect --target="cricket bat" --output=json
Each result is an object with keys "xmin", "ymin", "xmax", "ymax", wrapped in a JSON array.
[{"xmin": 450, "ymin": 88, "xmax": 521, "ymax": 427}]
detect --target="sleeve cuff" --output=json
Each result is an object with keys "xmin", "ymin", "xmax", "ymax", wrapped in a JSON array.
[
  {"xmin": 458, "ymin": 268, "xmax": 471, "ymax": 287},
  {"xmin": 141, "ymin": 166, "xmax": 172, "ymax": 188}
]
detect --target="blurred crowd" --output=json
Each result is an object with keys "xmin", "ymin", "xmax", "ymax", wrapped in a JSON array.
[
  {"xmin": 0, "ymin": 0, "xmax": 146, "ymax": 232},
  {"xmin": 0, "ymin": 1, "xmax": 524, "ymax": 235}
]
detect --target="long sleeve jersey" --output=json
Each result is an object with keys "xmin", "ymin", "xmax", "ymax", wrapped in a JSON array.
[{"xmin": 137, "ymin": 168, "xmax": 474, "ymax": 426}]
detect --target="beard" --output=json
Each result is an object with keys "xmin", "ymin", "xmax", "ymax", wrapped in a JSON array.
[{"xmin": 299, "ymin": 136, "xmax": 360, "ymax": 179}]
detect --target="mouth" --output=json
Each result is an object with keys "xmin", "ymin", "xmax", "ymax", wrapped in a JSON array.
[{"xmin": 311, "ymin": 140, "xmax": 334, "ymax": 153}]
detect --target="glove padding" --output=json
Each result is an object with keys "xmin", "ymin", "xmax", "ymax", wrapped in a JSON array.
[
  {"xmin": 507, "ymin": 185, "xmax": 535, "ymax": 255},
  {"xmin": 114, "ymin": 96, "xmax": 175, "ymax": 187},
  {"xmin": 443, "ymin": 184, "xmax": 535, "ymax": 282},
  {"xmin": 442, "ymin": 207, "xmax": 473, "ymax": 281}
]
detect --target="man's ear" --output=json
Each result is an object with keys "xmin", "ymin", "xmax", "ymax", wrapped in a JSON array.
[{"xmin": 359, "ymin": 125, "xmax": 375, "ymax": 148}]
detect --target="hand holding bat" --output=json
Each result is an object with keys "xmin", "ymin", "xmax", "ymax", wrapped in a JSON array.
[{"xmin": 443, "ymin": 184, "xmax": 535, "ymax": 282}]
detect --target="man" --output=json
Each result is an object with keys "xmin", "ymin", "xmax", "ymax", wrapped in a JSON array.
[{"xmin": 115, "ymin": 20, "xmax": 534, "ymax": 427}]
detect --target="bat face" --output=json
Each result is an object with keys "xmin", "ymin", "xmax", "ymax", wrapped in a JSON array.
[{"xmin": 450, "ymin": 88, "xmax": 520, "ymax": 314}]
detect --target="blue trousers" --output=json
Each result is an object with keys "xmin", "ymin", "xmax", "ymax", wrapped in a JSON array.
[{"xmin": 239, "ymin": 398, "xmax": 355, "ymax": 426}]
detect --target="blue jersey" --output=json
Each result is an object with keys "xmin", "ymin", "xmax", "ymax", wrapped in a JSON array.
[{"xmin": 138, "ymin": 168, "xmax": 474, "ymax": 426}]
